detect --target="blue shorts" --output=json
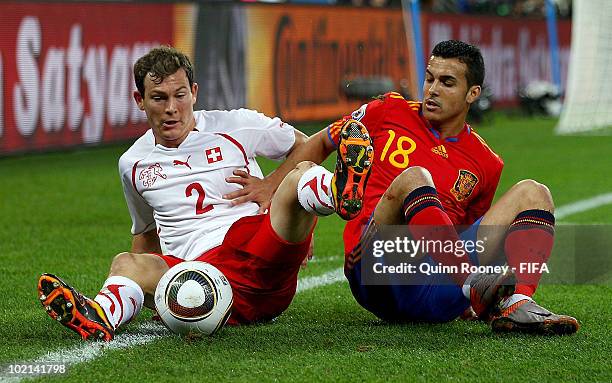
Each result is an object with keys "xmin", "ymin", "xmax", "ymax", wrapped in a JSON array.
[{"xmin": 346, "ymin": 217, "xmax": 483, "ymax": 323}]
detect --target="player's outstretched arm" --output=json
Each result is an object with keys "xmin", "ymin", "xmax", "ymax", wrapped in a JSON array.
[{"xmin": 224, "ymin": 128, "xmax": 334, "ymax": 212}]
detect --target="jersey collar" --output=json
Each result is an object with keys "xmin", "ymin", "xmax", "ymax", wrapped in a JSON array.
[{"xmin": 418, "ymin": 107, "xmax": 471, "ymax": 142}]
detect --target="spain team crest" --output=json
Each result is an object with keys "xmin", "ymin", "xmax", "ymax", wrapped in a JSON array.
[{"xmin": 450, "ymin": 169, "xmax": 478, "ymax": 201}]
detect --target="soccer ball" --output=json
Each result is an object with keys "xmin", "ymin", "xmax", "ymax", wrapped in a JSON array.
[{"xmin": 154, "ymin": 261, "xmax": 233, "ymax": 336}]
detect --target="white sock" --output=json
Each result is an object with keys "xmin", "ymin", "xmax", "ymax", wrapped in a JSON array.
[
  {"xmin": 461, "ymin": 272, "xmax": 477, "ymax": 299},
  {"xmin": 500, "ymin": 293, "xmax": 533, "ymax": 310},
  {"xmin": 94, "ymin": 276, "xmax": 144, "ymax": 330},
  {"xmin": 297, "ymin": 166, "xmax": 335, "ymax": 216}
]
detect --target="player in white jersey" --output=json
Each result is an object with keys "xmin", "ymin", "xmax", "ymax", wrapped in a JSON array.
[
  {"xmin": 121, "ymin": 109, "xmax": 297, "ymax": 261},
  {"xmin": 37, "ymin": 46, "xmax": 374, "ymax": 340}
]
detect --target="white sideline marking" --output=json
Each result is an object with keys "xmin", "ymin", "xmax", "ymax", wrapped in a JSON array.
[
  {"xmin": 306, "ymin": 255, "xmax": 342, "ymax": 264},
  {"xmin": 296, "ymin": 267, "xmax": 344, "ymax": 293},
  {"xmin": 6, "ymin": 191, "xmax": 610, "ymax": 381},
  {"xmin": 555, "ymin": 192, "xmax": 612, "ymax": 219},
  {"xmin": 1, "ymin": 322, "xmax": 168, "ymax": 383},
  {"xmin": 3, "ymin": 267, "xmax": 345, "ymax": 382}
]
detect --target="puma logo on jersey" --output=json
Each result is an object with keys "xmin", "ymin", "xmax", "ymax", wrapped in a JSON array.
[
  {"xmin": 205, "ymin": 147, "xmax": 223, "ymax": 164},
  {"xmin": 173, "ymin": 155, "xmax": 192, "ymax": 170},
  {"xmin": 431, "ymin": 145, "xmax": 448, "ymax": 158},
  {"xmin": 139, "ymin": 163, "xmax": 166, "ymax": 187}
]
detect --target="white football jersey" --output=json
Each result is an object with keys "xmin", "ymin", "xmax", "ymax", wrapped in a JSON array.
[{"xmin": 118, "ymin": 109, "xmax": 295, "ymax": 260}]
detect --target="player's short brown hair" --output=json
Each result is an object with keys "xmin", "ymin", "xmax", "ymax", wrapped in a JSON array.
[
  {"xmin": 133, "ymin": 46, "xmax": 194, "ymax": 95},
  {"xmin": 431, "ymin": 40, "xmax": 485, "ymax": 88}
]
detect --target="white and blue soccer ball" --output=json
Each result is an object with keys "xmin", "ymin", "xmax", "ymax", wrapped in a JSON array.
[{"xmin": 155, "ymin": 261, "xmax": 233, "ymax": 336}]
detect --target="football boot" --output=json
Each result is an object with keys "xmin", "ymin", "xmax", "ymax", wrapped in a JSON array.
[
  {"xmin": 491, "ymin": 299, "xmax": 579, "ymax": 335},
  {"xmin": 469, "ymin": 270, "xmax": 516, "ymax": 321},
  {"xmin": 38, "ymin": 273, "xmax": 114, "ymax": 341},
  {"xmin": 331, "ymin": 119, "xmax": 374, "ymax": 220}
]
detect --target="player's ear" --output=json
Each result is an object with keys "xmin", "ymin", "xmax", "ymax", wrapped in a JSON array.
[
  {"xmin": 134, "ymin": 90, "xmax": 145, "ymax": 111},
  {"xmin": 466, "ymin": 85, "xmax": 481, "ymax": 104},
  {"xmin": 191, "ymin": 82, "xmax": 198, "ymax": 105}
]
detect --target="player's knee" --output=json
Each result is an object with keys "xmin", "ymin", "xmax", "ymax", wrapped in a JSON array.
[
  {"xmin": 294, "ymin": 161, "xmax": 317, "ymax": 173},
  {"xmin": 109, "ymin": 252, "xmax": 167, "ymax": 290},
  {"xmin": 287, "ymin": 161, "xmax": 317, "ymax": 183},
  {"xmin": 388, "ymin": 166, "xmax": 434, "ymax": 197},
  {"xmin": 514, "ymin": 179, "xmax": 552, "ymax": 200},
  {"xmin": 399, "ymin": 166, "xmax": 433, "ymax": 185},
  {"xmin": 109, "ymin": 252, "xmax": 140, "ymax": 275},
  {"xmin": 110, "ymin": 252, "xmax": 164, "ymax": 274},
  {"xmin": 513, "ymin": 179, "xmax": 554, "ymax": 211}
]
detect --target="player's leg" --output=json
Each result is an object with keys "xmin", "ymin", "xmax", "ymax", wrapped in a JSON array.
[
  {"xmin": 271, "ymin": 119, "xmax": 373, "ymax": 243},
  {"xmin": 269, "ymin": 161, "xmax": 322, "ymax": 243},
  {"xmin": 477, "ymin": 179, "xmax": 554, "ymax": 264},
  {"xmin": 38, "ymin": 253, "xmax": 168, "ymax": 340},
  {"xmin": 477, "ymin": 180, "xmax": 556, "ymax": 300},
  {"xmin": 183, "ymin": 120, "xmax": 373, "ymax": 324},
  {"xmin": 369, "ymin": 166, "xmax": 514, "ymax": 320},
  {"xmin": 210, "ymin": 121, "xmax": 373, "ymax": 324},
  {"xmin": 475, "ymin": 179, "xmax": 579, "ymax": 334},
  {"xmin": 207, "ymin": 211, "xmax": 314, "ymax": 324},
  {"xmin": 209, "ymin": 161, "xmax": 333, "ymax": 324},
  {"xmin": 345, "ymin": 221, "xmax": 472, "ymax": 324},
  {"xmin": 373, "ymin": 166, "xmax": 472, "ymax": 283},
  {"xmin": 96, "ymin": 252, "xmax": 169, "ymax": 322}
]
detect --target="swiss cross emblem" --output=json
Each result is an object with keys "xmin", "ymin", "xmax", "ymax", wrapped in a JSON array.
[{"xmin": 205, "ymin": 147, "xmax": 223, "ymax": 164}]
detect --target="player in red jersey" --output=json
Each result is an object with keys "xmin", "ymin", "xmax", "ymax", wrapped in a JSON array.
[
  {"xmin": 244, "ymin": 40, "xmax": 577, "ymax": 334},
  {"xmin": 37, "ymin": 46, "xmax": 374, "ymax": 340}
]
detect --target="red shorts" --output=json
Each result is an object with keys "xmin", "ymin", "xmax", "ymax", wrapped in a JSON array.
[{"xmin": 156, "ymin": 213, "xmax": 313, "ymax": 325}]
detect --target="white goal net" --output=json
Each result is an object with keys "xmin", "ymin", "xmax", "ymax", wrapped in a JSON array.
[{"xmin": 556, "ymin": 0, "xmax": 612, "ymax": 134}]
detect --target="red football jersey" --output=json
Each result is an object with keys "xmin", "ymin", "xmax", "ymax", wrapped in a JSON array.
[{"xmin": 327, "ymin": 92, "xmax": 504, "ymax": 255}]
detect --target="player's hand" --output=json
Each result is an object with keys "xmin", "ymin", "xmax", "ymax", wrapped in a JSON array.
[
  {"xmin": 223, "ymin": 170, "xmax": 273, "ymax": 214},
  {"xmin": 301, "ymin": 237, "xmax": 314, "ymax": 269}
]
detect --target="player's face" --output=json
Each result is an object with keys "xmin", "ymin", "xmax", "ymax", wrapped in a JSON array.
[
  {"xmin": 134, "ymin": 68, "xmax": 198, "ymax": 148},
  {"xmin": 422, "ymin": 56, "xmax": 480, "ymax": 128}
]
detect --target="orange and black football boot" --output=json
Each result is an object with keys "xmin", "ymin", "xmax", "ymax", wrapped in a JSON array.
[
  {"xmin": 38, "ymin": 273, "xmax": 114, "ymax": 341},
  {"xmin": 331, "ymin": 119, "xmax": 374, "ymax": 220}
]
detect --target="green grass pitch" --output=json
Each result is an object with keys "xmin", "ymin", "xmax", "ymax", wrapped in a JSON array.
[{"xmin": 0, "ymin": 114, "xmax": 611, "ymax": 382}]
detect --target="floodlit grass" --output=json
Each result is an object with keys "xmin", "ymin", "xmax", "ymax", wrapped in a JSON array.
[{"xmin": 0, "ymin": 114, "xmax": 610, "ymax": 382}]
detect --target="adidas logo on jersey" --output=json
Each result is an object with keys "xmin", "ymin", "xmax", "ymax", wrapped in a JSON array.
[{"xmin": 431, "ymin": 145, "xmax": 448, "ymax": 158}]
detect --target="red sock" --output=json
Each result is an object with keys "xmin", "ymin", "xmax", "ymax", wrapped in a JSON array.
[
  {"xmin": 504, "ymin": 210, "xmax": 555, "ymax": 297},
  {"xmin": 403, "ymin": 186, "xmax": 471, "ymax": 285}
]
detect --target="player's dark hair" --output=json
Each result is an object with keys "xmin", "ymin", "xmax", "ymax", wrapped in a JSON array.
[
  {"xmin": 431, "ymin": 40, "xmax": 484, "ymax": 88},
  {"xmin": 133, "ymin": 46, "xmax": 194, "ymax": 95}
]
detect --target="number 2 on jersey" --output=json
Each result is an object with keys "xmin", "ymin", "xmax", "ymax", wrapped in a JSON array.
[
  {"xmin": 185, "ymin": 183, "xmax": 214, "ymax": 215},
  {"xmin": 379, "ymin": 129, "xmax": 417, "ymax": 169}
]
